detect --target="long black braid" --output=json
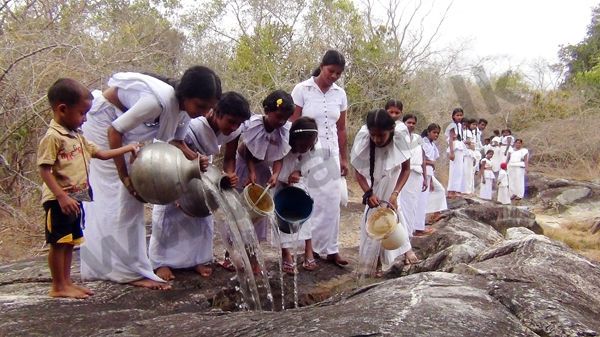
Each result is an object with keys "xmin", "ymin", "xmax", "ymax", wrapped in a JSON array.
[{"xmin": 362, "ymin": 108, "xmax": 395, "ymax": 205}]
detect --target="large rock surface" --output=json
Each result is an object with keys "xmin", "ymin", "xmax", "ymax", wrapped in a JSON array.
[{"xmin": 2, "ymin": 199, "xmax": 600, "ymax": 336}]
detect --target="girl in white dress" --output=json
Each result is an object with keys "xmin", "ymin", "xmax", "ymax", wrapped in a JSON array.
[
  {"xmin": 290, "ymin": 50, "xmax": 349, "ymax": 266},
  {"xmin": 462, "ymin": 118, "xmax": 477, "ymax": 196},
  {"xmin": 478, "ymin": 150, "xmax": 495, "ymax": 200},
  {"xmin": 274, "ymin": 117, "xmax": 322, "ymax": 274},
  {"xmin": 445, "ymin": 108, "xmax": 465, "ymax": 198},
  {"xmin": 80, "ymin": 66, "xmax": 221, "ymax": 290},
  {"xmin": 351, "ymin": 109, "xmax": 414, "ymax": 277},
  {"xmin": 420, "ymin": 123, "xmax": 446, "ymax": 230},
  {"xmin": 500, "ymin": 129, "xmax": 514, "ymax": 165},
  {"xmin": 398, "ymin": 114, "xmax": 427, "ymax": 236},
  {"xmin": 149, "ymin": 92, "xmax": 251, "ymax": 280},
  {"xmin": 491, "ymin": 130, "xmax": 502, "ymax": 173},
  {"xmin": 235, "ymin": 90, "xmax": 294, "ymax": 241},
  {"xmin": 506, "ymin": 139, "xmax": 529, "ymax": 200},
  {"xmin": 497, "ymin": 163, "xmax": 511, "ymax": 204}
]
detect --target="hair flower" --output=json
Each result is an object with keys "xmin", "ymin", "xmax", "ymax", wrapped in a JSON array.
[{"xmin": 276, "ymin": 98, "xmax": 283, "ymax": 108}]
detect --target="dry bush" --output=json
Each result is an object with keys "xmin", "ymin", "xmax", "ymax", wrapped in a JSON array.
[
  {"xmin": 517, "ymin": 112, "xmax": 600, "ymax": 180},
  {"xmin": 542, "ymin": 219, "xmax": 600, "ymax": 260}
]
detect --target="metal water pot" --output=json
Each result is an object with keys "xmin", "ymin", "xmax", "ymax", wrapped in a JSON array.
[
  {"xmin": 176, "ymin": 164, "xmax": 231, "ymax": 217},
  {"xmin": 129, "ymin": 142, "xmax": 202, "ymax": 204}
]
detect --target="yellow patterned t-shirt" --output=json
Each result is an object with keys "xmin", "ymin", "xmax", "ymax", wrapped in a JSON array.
[{"xmin": 37, "ymin": 119, "xmax": 101, "ymax": 204}]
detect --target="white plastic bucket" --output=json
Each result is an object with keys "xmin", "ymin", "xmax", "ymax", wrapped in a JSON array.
[
  {"xmin": 365, "ymin": 201, "xmax": 409, "ymax": 250},
  {"xmin": 242, "ymin": 183, "xmax": 274, "ymax": 224}
]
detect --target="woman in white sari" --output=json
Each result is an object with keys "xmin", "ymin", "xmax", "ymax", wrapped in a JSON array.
[
  {"xmin": 80, "ymin": 67, "xmax": 221, "ymax": 290},
  {"xmin": 506, "ymin": 139, "xmax": 529, "ymax": 200}
]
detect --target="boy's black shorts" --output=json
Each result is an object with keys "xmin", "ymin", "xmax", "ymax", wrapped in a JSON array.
[{"xmin": 43, "ymin": 200, "xmax": 84, "ymax": 245}]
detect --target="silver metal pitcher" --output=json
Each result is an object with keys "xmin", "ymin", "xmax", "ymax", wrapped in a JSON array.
[
  {"xmin": 129, "ymin": 142, "xmax": 202, "ymax": 204},
  {"xmin": 176, "ymin": 164, "xmax": 231, "ymax": 217}
]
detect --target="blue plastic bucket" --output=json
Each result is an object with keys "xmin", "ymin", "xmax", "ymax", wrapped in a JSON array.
[{"xmin": 274, "ymin": 186, "xmax": 314, "ymax": 234}]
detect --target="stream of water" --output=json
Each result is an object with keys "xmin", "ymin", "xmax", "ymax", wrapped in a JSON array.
[{"xmin": 201, "ymin": 180, "xmax": 267, "ymax": 310}]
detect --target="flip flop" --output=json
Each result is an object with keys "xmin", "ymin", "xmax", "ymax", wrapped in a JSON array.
[
  {"xmin": 283, "ymin": 261, "xmax": 296, "ymax": 275},
  {"xmin": 404, "ymin": 251, "xmax": 418, "ymax": 265},
  {"xmin": 302, "ymin": 258, "xmax": 316, "ymax": 271},
  {"xmin": 218, "ymin": 258, "xmax": 236, "ymax": 271},
  {"xmin": 415, "ymin": 228, "xmax": 437, "ymax": 236}
]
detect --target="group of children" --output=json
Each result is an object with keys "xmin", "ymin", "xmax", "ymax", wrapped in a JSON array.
[
  {"xmin": 445, "ymin": 108, "xmax": 530, "ymax": 204},
  {"xmin": 37, "ymin": 72, "xmax": 529, "ymax": 299}
]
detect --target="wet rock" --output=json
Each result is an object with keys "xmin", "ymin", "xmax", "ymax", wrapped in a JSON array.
[{"xmin": 114, "ymin": 273, "xmax": 539, "ymax": 337}]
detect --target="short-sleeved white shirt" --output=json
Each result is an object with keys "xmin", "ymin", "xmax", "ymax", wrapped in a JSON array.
[{"xmin": 291, "ymin": 77, "xmax": 348, "ymax": 157}]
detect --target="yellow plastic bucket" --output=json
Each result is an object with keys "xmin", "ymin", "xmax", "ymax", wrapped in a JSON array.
[
  {"xmin": 242, "ymin": 183, "xmax": 274, "ymax": 224},
  {"xmin": 365, "ymin": 201, "xmax": 409, "ymax": 250}
]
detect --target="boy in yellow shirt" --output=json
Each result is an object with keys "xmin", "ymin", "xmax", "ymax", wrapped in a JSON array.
[{"xmin": 38, "ymin": 78, "xmax": 140, "ymax": 299}]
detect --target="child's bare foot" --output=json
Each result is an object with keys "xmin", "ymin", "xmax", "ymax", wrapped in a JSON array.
[
  {"xmin": 194, "ymin": 264, "xmax": 212, "ymax": 277},
  {"xmin": 50, "ymin": 287, "xmax": 88, "ymax": 299},
  {"xmin": 129, "ymin": 278, "xmax": 171, "ymax": 290},
  {"xmin": 71, "ymin": 284, "xmax": 94, "ymax": 295},
  {"xmin": 155, "ymin": 266, "xmax": 175, "ymax": 280}
]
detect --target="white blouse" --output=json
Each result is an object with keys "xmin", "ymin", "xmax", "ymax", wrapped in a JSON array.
[
  {"xmin": 291, "ymin": 77, "xmax": 348, "ymax": 157},
  {"xmin": 422, "ymin": 137, "xmax": 439, "ymax": 176},
  {"xmin": 184, "ymin": 116, "xmax": 242, "ymax": 157},
  {"xmin": 350, "ymin": 125, "xmax": 411, "ymax": 186}
]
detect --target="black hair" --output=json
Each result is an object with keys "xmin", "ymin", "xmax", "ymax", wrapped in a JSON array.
[
  {"xmin": 385, "ymin": 99, "xmax": 403, "ymax": 111},
  {"xmin": 421, "ymin": 123, "xmax": 441, "ymax": 138},
  {"xmin": 451, "ymin": 108, "xmax": 463, "ymax": 122},
  {"xmin": 486, "ymin": 149, "xmax": 494, "ymax": 155},
  {"xmin": 290, "ymin": 116, "xmax": 318, "ymax": 152},
  {"xmin": 47, "ymin": 78, "xmax": 91, "ymax": 107},
  {"xmin": 145, "ymin": 66, "xmax": 222, "ymax": 102},
  {"xmin": 506, "ymin": 129, "xmax": 512, "ymax": 135},
  {"xmin": 402, "ymin": 114, "xmax": 417, "ymax": 123},
  {"xmin": 214, "ymin": 91, "xmax": 251, "ymax": 120},
  {"xmin": 479, "ymin": 118, "xmax": 488, "ymax": 125},
  {"xmin": 363, "ymin": 108, "xmax": 395, "ymax": 205},
  {"xmin": 493, "ymin": 129, "xmax": 500, "ymax": 135},
  {"xmin": 312, "ymin": 50, "xmax": 345, "ymax": 77},
  {"xmin": 515, "ymin": 138, "xmax": 523, "ymax": 144},
  {"xmin": 263, "ymin": 89, "xmax": 295, "ymax": 118},
  {"xmin": 177, "ymin": 66, "xmax": 221, "ymax": 101},
  {"xmin": 469, "ymin": 118, "xmax": 478, "ymax": 125}
]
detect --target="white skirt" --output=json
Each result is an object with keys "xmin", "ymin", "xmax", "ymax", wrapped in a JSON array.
[
  {"xmin": 79, "ymin": 105, "xmax": 164, "ymax": 283},
  {"xmin": 149, "ymin": 203, "xmax": 214, "ymax": 269},
  {"xmin": 508, "ymin": 166, "xmax": 526, "ymax": 198},
  {"xmin": 447, "ymin": 148, "xmax": 464, "ymax": 193},
  {"xmin": 307, "ymin": 154, "xmax": 341, "ymax": 255},
  {"xmin": 399, "ymin": 170, "xmax": 424, "ymax": 235},
  {"xmin": 498, "ymin": 185, "xmax": 511, "ymax": 204},
  {"xmin": 462, "ymin": 152, "xmax": 474, "ymax": 194},
  {"xmin": 426, "ymin": 175, "xmax": 447, "ymax": 213},
  {"xmin": 478, "ymin": 175, "xmax": 493, "ymax": 200},
  {"xmin": 360, "ymin": 167, "xmax": 411, "ymax": 265}
]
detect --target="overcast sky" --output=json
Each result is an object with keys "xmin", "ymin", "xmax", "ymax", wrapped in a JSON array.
[{"xmin": 435, "ymin": 0, "xmax": 598, "ymax": 62}]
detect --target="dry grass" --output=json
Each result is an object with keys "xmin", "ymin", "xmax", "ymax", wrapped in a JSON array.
[{"xmin": 542, "ymin": 219, "xmax": 600, "ymax": 262}]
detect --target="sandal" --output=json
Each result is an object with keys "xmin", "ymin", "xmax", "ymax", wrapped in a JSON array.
[
  {"xmin": 374, "ymin": 267, "xmax": 383, "ymax": 278},
  {"xmin": 218, "ymin": 257, "xmax": 236, "ymax": 271},
  {"xmin": 404, "ymin": 251, "xmax": 418, "ymax": 265},
  {"xmin": 302, "ymin": 258, "xmax": 316, "ymax": 271},
  {"xmin": 415, "ymin": 228, "xmax": 437, "ymax": 236},
  {"xmin": 283, "ymin": 261, "xmax": 296, "ymax": 275}
]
